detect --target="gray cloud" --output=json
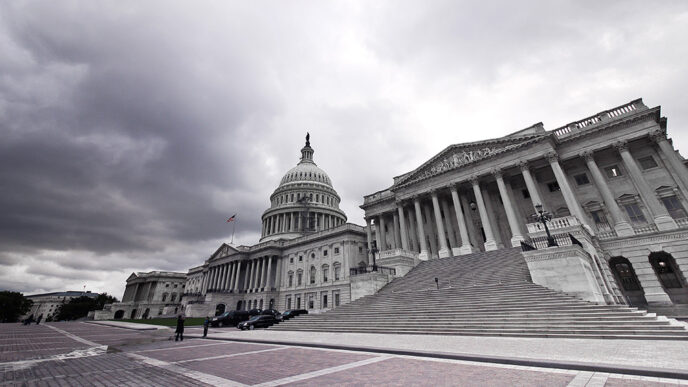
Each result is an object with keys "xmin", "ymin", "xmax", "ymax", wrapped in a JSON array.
[{"xmin": 1, "ymin": 1, "xmax": 687, "ymax": 297}]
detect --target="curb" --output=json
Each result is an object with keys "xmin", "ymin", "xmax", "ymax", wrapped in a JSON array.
[
  {"xmin": 186, "ymin": 334, "xmax": 688, "ymax": 380},
  {"xmin": 86, "ymin": 321, "xmax": 169, "ymax": 331}
]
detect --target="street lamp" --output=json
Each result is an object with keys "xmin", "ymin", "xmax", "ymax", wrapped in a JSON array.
[
  {"xmin": 533, "ymin": 203, "xmax": 558, "ymax": 247},
  {"xmin": 367, "ymin": 241, "xmax": 379, "ymax": 272}
]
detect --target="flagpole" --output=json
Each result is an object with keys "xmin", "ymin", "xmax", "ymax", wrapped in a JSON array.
[{"xmin": 231, "ymin": 218, "xmax": 236, "ymax": 244}]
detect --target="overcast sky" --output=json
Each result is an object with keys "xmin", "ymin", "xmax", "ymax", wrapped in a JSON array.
[{"xmin": 1, "ymin": 1, "xmax": 687, "ymax": 298}]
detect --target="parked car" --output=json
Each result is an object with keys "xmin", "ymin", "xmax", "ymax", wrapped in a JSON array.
[
  {"xmin": 247, "ymin": 308, "xmax": 262, "ymax": 316},
  {"xmin": 260, "ymin": 309, "xmax": 280, "ymax": 318},
  {"xmin": 210, "ymin": 310, "xmax": 250, "ymax": 327},
  {"xmin": 237, "ymin": 315, "xmax": 278, "ymax": 330},
  {"xmin": 279, "ymin": 309, "xmax": 308, "ymax": 321}
]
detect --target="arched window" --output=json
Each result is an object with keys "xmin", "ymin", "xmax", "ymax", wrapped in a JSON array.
[
  {"xmin": 170, "ymin": 293, "xmax": 177, "ymax": 302},
  {"xmin": 322, "ymin": 264, "xmax": 329, "ymax": 282},
  {"xmin": 287, "ymin": 271, "xmax": 294, "ymax": 287},
  {"xmin": 310, "ymin": 266, "xmax": 316, "ymax": 284},
  {"xmin": 609, "ymin": 257, "xmax": 642, "ymax": 291},
  {"xmin": 333, "ymin": 262, "xmax": 341, "ymax": 281},
  {"xmin": 649, "ymin": 252, "xmax": 685, "ymax": 289},
  {"xmin": 297, "ymin": 269, "xmax": 303, "ymax": 286},
  {"xmin": 215, "ymin": 304, "xmax": 225, "ymax": 316},
  {"xmin": 161, "ymin": 293, "xmax": 168, "ymax": 302}
]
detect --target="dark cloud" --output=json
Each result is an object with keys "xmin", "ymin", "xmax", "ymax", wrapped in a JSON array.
[{"xmin": 1, "ymin": 1, "xmax": 687, "ymax": 296}]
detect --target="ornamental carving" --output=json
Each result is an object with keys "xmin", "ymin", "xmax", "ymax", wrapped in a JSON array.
[{"xmin": 415, "ymin": 145, "xmax": 520, "ymax": 181}]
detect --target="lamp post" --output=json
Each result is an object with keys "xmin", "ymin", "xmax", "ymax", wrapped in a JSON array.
[
  {"xmin": 533, "ymin": 203, "xmax": 557, "ymax": 247},
  {"xmin": 367, "ymin": 241, "xmax": 379, "ymax": 272}
]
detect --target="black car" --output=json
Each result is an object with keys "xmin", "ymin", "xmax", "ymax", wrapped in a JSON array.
[
  {"xmin": 260, "ymin": 309, "xmax": 280, "ymax": 317},
  {"xmin": 210, "ymin": 310, "xmax": 250, "ymax": 327},
  {"xmin": 238, "ymin": 315, "xmax": 278, "ymax": 330},
  {"xmin": 279, "ymin": 309, "xmax": 308, "ymax": 321},
  {"xmin": 247, "ymin": 308, "xmax": 262, "ymax": 316}
]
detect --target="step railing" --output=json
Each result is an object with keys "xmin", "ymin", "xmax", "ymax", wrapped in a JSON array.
[
  {"xmin": 520, "ymin": 233, "xmax": 582, "ymax": 251},
  {"xmin": 349, "ymin": 265, "xmax": 396, "ymax": 276}
]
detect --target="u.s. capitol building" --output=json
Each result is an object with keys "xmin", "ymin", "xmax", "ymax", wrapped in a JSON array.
[{"xmin": 104, "ymin": 98, "xmax": 688, "ymax": 320}]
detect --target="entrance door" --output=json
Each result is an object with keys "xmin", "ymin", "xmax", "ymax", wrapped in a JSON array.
[{"xmin": 609, "ymin": 256, "xmax": 647, "ymax": 306}]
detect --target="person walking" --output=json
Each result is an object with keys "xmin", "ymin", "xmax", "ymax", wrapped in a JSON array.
[
  {"xmin": 36, "ymin": 314, "xmax": 43, "ymax": 325},
  {"xmin": 203, "ymin": 316, "xmax": 210, "ymax": 338},
  {"xmin": 175, "ymin": 315, "xmax": 185, "ymax": 341}
]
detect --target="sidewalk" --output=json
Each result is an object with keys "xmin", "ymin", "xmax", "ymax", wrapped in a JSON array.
[{"xmin": 188, "ymin": 328, "xmax": 688, "ymax": 378}]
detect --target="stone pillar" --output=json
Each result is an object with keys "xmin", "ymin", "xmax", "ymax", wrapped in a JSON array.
[
  {"xmin": 374, "ymin": 217, "xmax": 383, "ymax": 253},
  {"xmin": 652, "ymin": 129, "xmax": 688, "ymax": 193},
  {"xmin": 365, "ymin": 218, "xmax": 374, "ymax": 265},
  {"xmin": 243, "ymin": 261, "xmax": 250, "ymax": 291},
  {"xmin": 546, "ymin": 152, "xmax": 593, "ymax": 233},
  {"xmin": 397, "ymin": 203, "xmax": 410, "ymax": 251},
  {"xmin": 408, "ymin": 208, "xmax": 418, "ymax": 252},
  {"xmin": 226, "ymin": 263, "xmax": 233, "ymax": 291},
  {"xmin": 413, "ymin": 197, "xmax": 429, "ymax": 260},
  {"xmin": 392, "ymin": 211, "xmax": 401, "ymax": 249},
  {"xmin": 259, "ymin": 257, "xmax": 266, "ymax": 289},
  {"xmin": 424, "ymin": 202, "xmax": 438, "ymax": 256},
  {"xmin": 471, "ymin": 176, "xmax": 498, "ymax": 251},
  {"xmin": 440, "ymin": 197, "xmax": 457, "ymax": 252},
  {"xmin": 615, "ymin": 141, "xmax": 677, "ymax": 231},
  {"xmin": 431, "ymin": 191, "xmax": 451, "ymax": 258},
  {"xmin": 248, "ymin": 260, "xmax": 255, "ymax": 291},
  {"xmin": 218, "ymin": 264, "xmax": 226, "ymax": 290},
  {"xmin": 379, "ymin": 215, "xmax": 387, "ymax": 250},
  {"xmin": 493, "ymin": 169, "xmax": 525, "ymax": 247},
  {"xmin": 450, "ymin": 186, "xmax": 476, "ymax": 255},
  {"xmin": 234, "ymin": 261, "xmax": 241, "ymax": 291},
  {"xmin": 266, "ymin": 256, "xmax": 273, "ymax": 289},
  {"xmin": 256, "ymin": 259, "xmax": 264, "ymax": 291},
  {"xmin": 519, "ymin": 161, "xmax": 544, "ymax": 212},
  {"xmin": 580, "ymin": 150, "xmax": 634, "ymax": 236},
  {"xmin": 270, "ymin": 216, "xmax": 276, "ymax": 235}
]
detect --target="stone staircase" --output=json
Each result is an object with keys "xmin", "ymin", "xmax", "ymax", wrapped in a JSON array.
[{"xmin": 271, "ymin": 248, "xmax": 688, "ymax": 339}]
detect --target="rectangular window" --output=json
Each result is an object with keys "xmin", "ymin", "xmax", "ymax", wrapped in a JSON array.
[
  {"xmin": 334, "ymin": 292, "xmax": 340, "ymax": 307},
  {"xmin": 590, "ymin": 210, "xmax": 608, "ymax": 224},
  {"xmin": 604, "ymin": 165, "xmax": 622, "ymax": 178},
  {"xmin": 323, "ymin": 250, "xmax": 328, "ymax": 256},
  {"xmin": 322, "ymin": 293, "xmax": 328, "ymax": 308},
  {"xmin": 547, "ymin": 182, "xmax": 560, "ymax": 192},
  {"xmin": 299, "ymin": 256, "xmax": 303, "ymax": 262},
  {"xmin": 290, "ymin": 257, "xmax": 294, "ymax": 263},
  {"xmin": 308, "ymin": 294, "xmax": 314, "ymax": 309},
  {"xmin": 286, "ymin": 297, "xmax": 291, "ymax": 310},
  {"xmin": 334, "ymin": 266, "xmax": 341, "ymax": 281},
  {"xmin": 638, "ymin": 156, "xmax": 658, "ymax": 170},
  {"xmin": 359, "ymin": 246, "xmax": 363, "ymax": 254},
  {"xmin": 334, "ymin": 247, "xmax": 340, "ymax": 254},
  {"xmin": 297, "ymin": 273, "xmax": 302, "ymax": 286},
  {"xmin": 323, "ymin": 268, "xmax": 329, "ymax": 282},
  {"xmin": 661, "ymin": 196, "xmax": 687, "ymax": 219},
  {"xmin": 624, "ymin": 204, "xmax": 646, "ymax": 223},
  {"xmin": 296, "ymin": 296, "xmax": 301, "ymax": 309},
  {"xmin": 574, "ymin": 173, "xmax": 590, "ymax": 186},
  {"xmin": 288, "ymin": 274, "xmax": 293, "ymax": 287}
]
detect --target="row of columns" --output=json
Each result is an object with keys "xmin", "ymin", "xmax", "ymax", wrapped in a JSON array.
[
  {"xmin": 202, "ymin": 256, "xmax": 276, "ymax": 293},
  {"xmin": 367, "ymin": 132, "xmax": 688, "ymax": 262},
  {"xmin": 262, "ymin": 212, "xmax": 344, "ymax": 237}
]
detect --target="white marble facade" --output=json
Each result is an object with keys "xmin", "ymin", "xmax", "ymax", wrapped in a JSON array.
[{"xmin": 361, "ymin": 99, "xmax": 688, "ymax": 310}]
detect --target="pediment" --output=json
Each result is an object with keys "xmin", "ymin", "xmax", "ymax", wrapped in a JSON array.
[
  {"xmin": 126, "ymin": 273, "xmax": 138, "ymax": 281},
  {"xmin": 395, "ymin": 133, "xmax": 548, "ymax": 187},
  {"xmin": 210, "ymin": 243, "xmax": 240, "ymax": 260}
]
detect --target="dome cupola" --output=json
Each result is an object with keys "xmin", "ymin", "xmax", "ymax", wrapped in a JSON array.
[{"xmin": 260, "ymin": 133, "xmax": 347, "ymax": 242}]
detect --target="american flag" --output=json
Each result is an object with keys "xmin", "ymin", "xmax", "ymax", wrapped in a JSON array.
[{"xmin": 226, "ymin": 214, "xmax": 237, "ymax": 222}]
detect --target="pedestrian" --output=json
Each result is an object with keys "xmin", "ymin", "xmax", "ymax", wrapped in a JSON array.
[
  {"xmin": 24, "ymin": 314, "xmax": 34, "ymax": 326},
  {"xmin": 36, "ymin": 314, "xmax": 43, "ymax": 325},
  {"xmin": 203, "ymin": 316, "xmax": 210, "ymax": 338},
  {"xmin": 175, "ymin": 315, "xmax": 185, "ymax": 342}
]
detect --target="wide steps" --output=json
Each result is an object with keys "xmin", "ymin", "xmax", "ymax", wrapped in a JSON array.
[{"xmin": 273, "ymin": 248, "xmax": 688, "ymax": 339}]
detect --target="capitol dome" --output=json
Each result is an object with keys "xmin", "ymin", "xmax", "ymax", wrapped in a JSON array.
[{"xmin": 259, "ymin": 134, "xmax": 347, "ymax": 242}]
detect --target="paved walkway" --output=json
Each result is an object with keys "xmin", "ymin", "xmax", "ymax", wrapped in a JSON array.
[
  {"xmin": 187, "ymin": 328, "xmax": 688, "ymax": 376},
  {"xmin": 3, "ymin": 322, "xmax": 688, "ymax": 386}
]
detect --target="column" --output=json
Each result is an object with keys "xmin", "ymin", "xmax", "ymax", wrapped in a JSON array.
[
  {"xmin": 431, "ymin": 191, "xmax": 451, "ymax": 258},
  {"xmin": 207, "ymin": 268, "xmax": 215, "ymax": 291},
  {"xmin": 546, "ymin": 152, "xmax": 594, "ymax": 233},
  {"xmin": 379, "ymin": 215, "xmax": 387, "ymax": 250},
  {"xmin": 408, "ymin": 208, "xmax": 418, "ymax": 251},
  {"xmin": 494, "ymin": 169, "xmax": 525, "ymax": 247},
  {"xmin": 424, "ymin": 202, "xmax": 438, "ymax": 256},
  {"xmin": 471, "ymin": 176, "xmax": 498, "ymax": 251},
  {"xmin": 259, "ymin": 257, "xmax": 267, "ymax": 289},
  {"xmin": 248, "ymin": 260, "xmax": 255, "ymax": 292},
  {"xmin": 580, "ymin": 150, "xmax": 634, "ymax": 236},
  {"xmin": 256, "ymin": 259, "xmax": 264, "ymax": 291},
  {"xmin": 218, "ymin": 265, "xmax": 225, "ymax": 291},
  {"xmin": 374, "ymin": 217, "xmax": 383, "ymax": 251},
  {"xmin": 652, "ymin": 129, "xmax": 688, "ymax": 192},
  {"xmin": 227, "ymin": 263, "xmax": 235, "ymax": 291},
  {"xmin": 266, "ymin": 256, "xmax": 273, "ymax": 289},
  {"xmin": 450, "ymin": 186, "xmax": 476, "ymax": 255},
  {"xmin": 413, "ymin": 197, "xmax": 429, "ymax": 260},
  {"xmin": 440, "ymin": 197, "xmax": 457, "ymax": 252},
  {"xmin": 244, "ymin": 261, "xmax": 250, "ymax": 291},
  {"xmin": 392, "ymin": 211, "xmax": 401, "ymax": 249},
  {"xmin": 615, "ymin": 142, "xmax": 677, "ymax": 231},
  {"xmin": 297, "ymin": 212, "xmax": 302, "ymax": 231},
  {"xmin": 519, "ymin": 161, "xmax": 544, "ymax": 212},
  {"xmin": 270, "ymin": 216, "xmax": 276, "ymax": 235},
  {"xmin": 396, "ymin": 203, "xmax": 410, "ymax": 251},
  {"xmin": 365, "ymin": 217, "xmax": 374, "ymax": 265},
  {"xmin": 234, "ymin": 261, "xmax": 242, "ymax": 291}
]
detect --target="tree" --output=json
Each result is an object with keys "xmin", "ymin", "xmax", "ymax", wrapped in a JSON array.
[
  {"xmin": 0, "ymin": 291, "xmax": 33, "ymax": 323},
  {"xmin": 54, "ymin": 293, "xmax": 119, "ymax": 321}
]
